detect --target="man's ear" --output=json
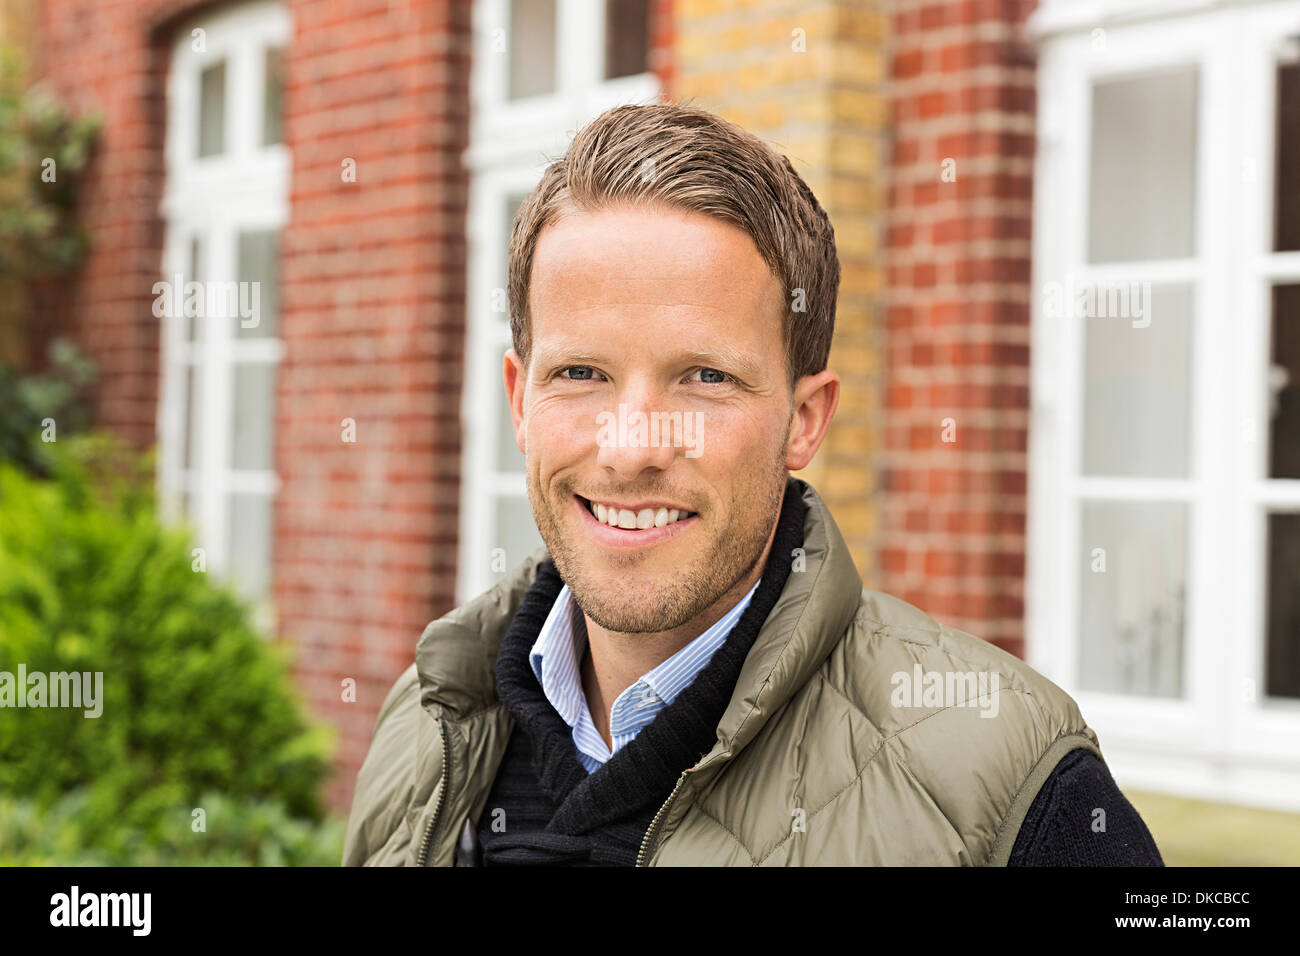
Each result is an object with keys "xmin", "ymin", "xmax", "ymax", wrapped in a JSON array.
[
  {"xmin": 503, "ymin": 348, "xmax": 527, "ymax": 455},
  {"xmin": 785, "ymin": 368, "xmax": 840, "ymax": 471}
]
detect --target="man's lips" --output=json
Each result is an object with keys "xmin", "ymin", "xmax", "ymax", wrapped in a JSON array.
[{"xmin": 572, "ymin": 494, "xmax": 698, "ymax": 549}]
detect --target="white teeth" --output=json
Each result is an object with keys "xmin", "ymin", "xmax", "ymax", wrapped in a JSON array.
[{"xmin": 588, "ymin": 498, "xmax": 693, "ymax": 529}]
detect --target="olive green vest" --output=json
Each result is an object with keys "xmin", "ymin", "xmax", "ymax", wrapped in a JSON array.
[{"xmin": 343, "ymin": 479, "xmax": 1102, "ymax": 866}]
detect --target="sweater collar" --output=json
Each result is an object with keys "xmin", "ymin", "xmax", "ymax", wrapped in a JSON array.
[{"xmin": 415, "ymin": 477, "xmax": 863, "ymax": 763}]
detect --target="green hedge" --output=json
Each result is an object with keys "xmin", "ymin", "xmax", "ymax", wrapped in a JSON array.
[
  {"xmin": 0, "ymin": 438, "xmax": 335, "ymax": 861},
  {"xmin": 0, "ymin": 790, "xmax": 344, "ymax": 866}
]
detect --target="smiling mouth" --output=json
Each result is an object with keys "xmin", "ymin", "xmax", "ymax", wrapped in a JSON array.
[{"xmin": 576, "ymin": 495, "xmax": 698, "ymax": 530}]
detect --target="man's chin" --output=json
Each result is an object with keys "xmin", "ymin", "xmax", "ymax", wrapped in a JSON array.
[
  {"xmin": 574, "ymin": 591, "xmax": 693, "ymax": 635},
  {"xmin": 564, "ymin": 563, "xmax": 707, "ymax": 633}
]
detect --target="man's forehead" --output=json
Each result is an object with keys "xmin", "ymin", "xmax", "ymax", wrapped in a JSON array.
[{"xmin": 530, "ymin": 204, "xmax": 781, "ymax": 303}]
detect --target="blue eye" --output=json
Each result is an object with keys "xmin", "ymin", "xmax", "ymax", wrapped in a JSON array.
[
  {"xmin": 561, "ymin": 366, "xmax": 598, "ymax": 381},
  {"xmin": 692, "ymin": 368, "xmax": 728, "ymax": 384}
]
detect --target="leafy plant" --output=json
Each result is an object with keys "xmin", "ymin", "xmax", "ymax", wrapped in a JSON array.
[
  {"xmin": 0, "ymin": 438, "xmax": 335, "ymax": 857},
  {"xmin": 0, "ymin": 790, "xmax": 344, "ymax": 866},
  {"xmin": 0, "ymin": 337, "xmax": 96, "ymax": 476},
  {"xmin": 0, "ymin": 43, "xmax": 99, "ymax": 373},
  {"xmin": 0, "ymin": 45, "xmax": 100, "ymax": 278}
]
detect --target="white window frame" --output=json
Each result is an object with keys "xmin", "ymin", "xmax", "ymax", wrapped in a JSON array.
[
  {"xmin": 1029, "ymin": 0, "xmax": 1300, "ymax": 811},
  {"xmin": 157, "ymin": 1, "xmax": 290, "ymax": 627},
  {"xmin": 458, "ymin": 0, "xmax": 660, "ymax": 602}
]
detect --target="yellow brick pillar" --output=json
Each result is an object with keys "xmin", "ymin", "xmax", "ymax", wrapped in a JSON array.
[{"xmin": 671, "ymin": 0, "xmax": 888, "ymax": 582}]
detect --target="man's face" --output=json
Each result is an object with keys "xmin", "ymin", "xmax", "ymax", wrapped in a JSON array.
[{"xmin": 504, "ymin": 203, "xmax": 811, "ymax": 635}]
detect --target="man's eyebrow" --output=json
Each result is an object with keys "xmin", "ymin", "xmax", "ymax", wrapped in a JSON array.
[
  {"xmin": 674, "ymin": 347, "xmax": 764, "ymax": 380},
  {"xmin": 530, "ymin": 345, "xmax": 765, "ymax": 380},
  {"xmin": 530, "ymin": 348, "xmax": 605, "ymax": 370}
]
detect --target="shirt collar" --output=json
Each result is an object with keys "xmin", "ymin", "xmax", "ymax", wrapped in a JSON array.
[
  {"xmin": 529, "ymin": 577, "xmax": 762, "ymax": 737},
  {"xmin": 632, "ymin": 578, "xmax": 761, "ymax": 710},
  {"xmin": 528, "ymin": 584, "xmax": 588, "ymax": 729}
]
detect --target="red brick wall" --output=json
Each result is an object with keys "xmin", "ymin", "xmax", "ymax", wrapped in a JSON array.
[
  {"xmin": 29, "ymin": 0, "xmax": 474, "ymax": 813},
  {"xmin": 275, "ymin": 0, "xmax": 471, "ymax": 812},
  {"xmin": 648, "ymin": 0, "xmax": 676, "ymax": 94},
  {"xmin": 882, "ymin": 0, "xmax": 1037, "ymax": 657}
]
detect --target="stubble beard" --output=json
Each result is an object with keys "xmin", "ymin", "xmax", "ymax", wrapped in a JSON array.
[{"xmin": 527, "ymin": 445, "xmax": 789, "ymax": 636}]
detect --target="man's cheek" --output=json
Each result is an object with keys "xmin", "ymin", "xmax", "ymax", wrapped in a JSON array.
[{"xmin": 530, "ymin": 406, "xmax": 598, "ymax": 455}]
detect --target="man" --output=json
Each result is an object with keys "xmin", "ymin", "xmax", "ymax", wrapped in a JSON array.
[{"xmin": 343, "ymin": 103, "xmax": 1162, "ymax": 866}]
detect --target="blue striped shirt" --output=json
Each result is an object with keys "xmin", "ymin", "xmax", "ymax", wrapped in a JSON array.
[{"xmin": 529, "ymin": 578, "xmax": 761, "ymax": 773}]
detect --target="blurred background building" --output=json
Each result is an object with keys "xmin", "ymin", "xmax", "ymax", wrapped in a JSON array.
[{"xmin": 2, "ymin": 0, "xmax": 1298, "ymax": 827}]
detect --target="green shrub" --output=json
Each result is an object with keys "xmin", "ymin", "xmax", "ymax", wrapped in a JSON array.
[
  {"xmin": 0, "ymin": 790, "xmax": 344, "ymax": 866},
  {"xmin": 0, "ymin": 44, "xmax": 100, "ymax": 278},
  {"xmin": 0, "ymin": 437, "xmax": 334, "ymax": 853},
  {"xmin": 0, "ymin": 338, "xmax": 95, "ymax": 476}
]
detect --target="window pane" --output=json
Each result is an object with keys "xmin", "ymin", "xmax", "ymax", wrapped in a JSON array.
[
  {"xmin": 263, "ymin": 46, "xmax": 285, "ymax": 146},
  {"xmin": 1088, "ymin": 68, "xmax": 1197, "ymax": 263},
  {"xmin": 198, "ymin": 60, "xmax": 227, "ymax": 158},
  {"xmin": 495, "ymin": 494, "xmax": 544, "ymax": 573},
  {"xmin": 232, "ymin": 361, "xmax": 276, "ymax": 471},
  {"xmin": 228, "ymin": 492, "xmax": 273, "ymax": 605},
  {"xmin": 183, "ymin": 363, "xmax": 201, "ymax": 470},
  {"xmin": 1265, "ymin": 512, "xmax": 1300, "ymax": 699},
  {"xmin": 1078, "ymin": 501, "xmax": 1187, "ymax": 698},
  {"xmin": 236, "ymin": 229, "xmax": 280, "ymax": 339},
  {"xmin": 1082, "ymin": 285, "xmax": 1192, "ymax": 478},
  {"xmin": 186, "ymin": 236, "xmax": 202, "ymax": 342},
  {"xmin": 501, "ymin": 191, "xmax": 527, "ymax": 318},
  {"xmin": 1275, "ymin": 61, "xmax": 1300, "ymax": 252},
  {"xmin": 1270, "ymin": 285, "xmax": 1300, "ymax": 478},
  {"xmin": 508, "ymin": 0, "xmax": 556, "ymax": 99},
  {"xmin": 606, "ymin": 0, "xmax": 650, "ymax": 80},
  {"xmin": 495, "ymin": 194, "xmax": 530, "ymax": 473}
]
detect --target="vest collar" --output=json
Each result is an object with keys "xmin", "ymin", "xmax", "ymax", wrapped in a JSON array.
[
  {"xmin": 703, "ymin": 478, "xmax": 862, "ymax": 766},
  {"xmin": 415, "ymin": 478, "xmax": 863, "ymax": 765}
]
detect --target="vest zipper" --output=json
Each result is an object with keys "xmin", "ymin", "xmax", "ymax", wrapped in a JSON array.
[
  {"xmin": 416, "ymin": 718, "xmax": 451, "ymax": 867},
  {"xmin": 636, "ymin": 770, "xmax": 689, "ymax": 866}
]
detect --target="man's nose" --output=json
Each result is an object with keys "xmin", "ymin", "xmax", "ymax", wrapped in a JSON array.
[{"xmin": 594, "ymin": 388, "xmax": 681, "ymax": 480}]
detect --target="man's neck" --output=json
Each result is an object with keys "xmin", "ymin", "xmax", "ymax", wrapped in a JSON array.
[{"xmin": 578, "ymin": 528, "xmax": 777, "ymax": 750}]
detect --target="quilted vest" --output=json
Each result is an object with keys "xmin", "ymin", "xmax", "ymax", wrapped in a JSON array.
[{"xmin": 342, "ymin": 478, "xmax": 1103, "ymax": 866}]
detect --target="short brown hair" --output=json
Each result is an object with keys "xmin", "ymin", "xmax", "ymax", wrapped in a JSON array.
[{"xmin": 507, "ymin": 103, "xmax": 840, "ymax": 386}]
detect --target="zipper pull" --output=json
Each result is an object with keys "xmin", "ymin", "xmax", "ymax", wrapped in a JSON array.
[{"xmin": 453, "ymin": 815, "xmax": 481, "ymax": 866}]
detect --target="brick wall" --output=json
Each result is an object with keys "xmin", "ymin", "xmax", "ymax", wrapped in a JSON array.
[
  {"xmin": 275, "ymin": 0, "xmax": 471, "ymax": 812},
  {"xmin": 647, "ymin": 0, "xmax": 677, "ymax": 94},
  {"xmin": 881, "ymin": 0, "xmax": 1037, "ymax": 655},
  {"xmin": 671, "ymin": 0, "xmax": 891, "ymax": 584}
]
